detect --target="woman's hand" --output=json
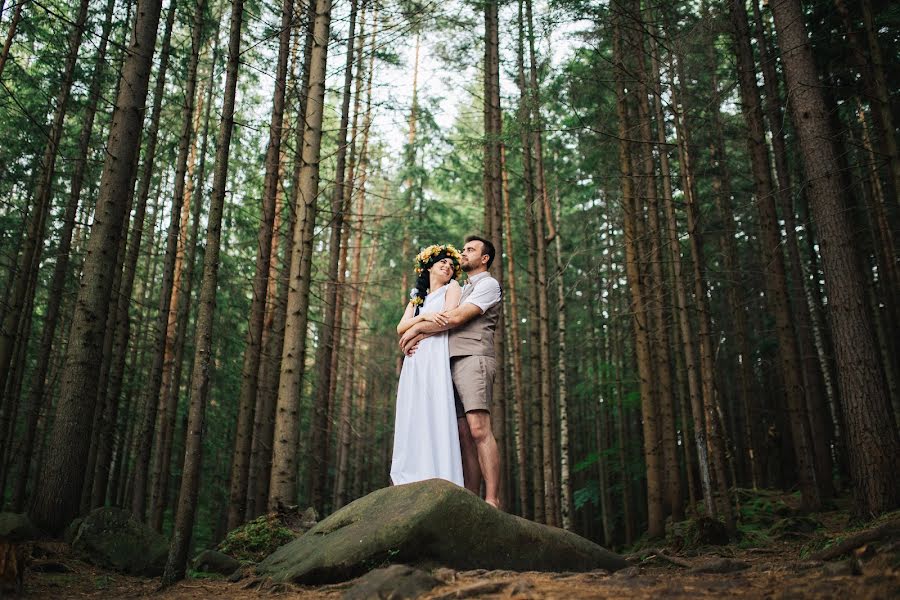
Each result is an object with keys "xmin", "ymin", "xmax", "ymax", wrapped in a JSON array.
[{"xmin": 422, "ymin": 311, "xmax": 450, "ymax": 327}]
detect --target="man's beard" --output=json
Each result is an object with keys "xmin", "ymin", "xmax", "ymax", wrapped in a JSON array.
[{"xmin": 461, "ymin": 262, "xmax": 474, "ymax": 272}]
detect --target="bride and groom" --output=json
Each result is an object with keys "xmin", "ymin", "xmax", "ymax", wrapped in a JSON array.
[{"xmin": 390, "ymin": 236, "xmax": 502, "ymax": 509}]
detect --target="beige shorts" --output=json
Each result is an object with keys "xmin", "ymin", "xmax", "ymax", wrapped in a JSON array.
[{"xmin": 450, "ymin": 355, "xmax": 496, "ymax": 418}]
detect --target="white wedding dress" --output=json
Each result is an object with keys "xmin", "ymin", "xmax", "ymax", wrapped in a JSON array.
[{"xmin": 390, "ymin": 284, "xmax": 464, "ymax": 487}]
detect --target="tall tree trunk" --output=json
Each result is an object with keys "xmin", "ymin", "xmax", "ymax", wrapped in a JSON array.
[
  {"xmin": 87, "ymin": 0, "xmax": 175, "ymax": 522},
  {"xmin": 483, "ymin": 0, "xmax": 508, "ymax": 508},
  {"xmin": 0, "ymin": 0, "xmax": 90, "ymax": 409},
  {"xmin": 633, "ymin": 8, "xmax": 681, "ymax": 521},
  {"xmin": 10, "ymin": 0, "xmax": 117, "ymax": 512},
  {"xmin": 0, "ymin": 0, "xmax": 26, "ymax": 80},
  {"xmin": 668, "ymin": 48, "xmax": 735, "ymax": 532},
  {"xmin": 552, "ymin": 185, "xmax": 573, "ymax": 529},
  {"xmin": 161, "ymin": 0, "xmax": 245, "ymax": 582},
  {"xmin": 516, "ymin": 0, "xmax": 543, "ymax": 524},
  {"xmin": 333, "ymin": 16, "xmax": 376, "ymax": 510},
  {"xmin": 501, "ymin": 146, "xmax": 528, "ymax": 518},
  {"xmin": 29, "ymin": 0, "xmax": 164, "ymax": 534},
  {"xmin": 524, "ymin": 0, "xmax": 558, "ymax": 526},
  {"xmin": 650, "ymin": 33, "xmax": 713, "ymax": 511},
  {"xmin": 731, "ymin": 0, "xmax": 821, "ymax": 510},
  {"xmin": 268, "ymin": 0, "xmax": 333, "ymax": 512},
  {"xmin": 613, "ymin": 3, "xmax": 663, "ymax": 538},
  {"xmin": 131, "ymin": 0, "xmax": 206, "ymax": 521},
  {"xmin": 769, "ymin": 0, "xmax": 900, "ymax": 516},
  {"xmin": 308, "ymin": 0, "xmax": 361, "ymax": 517},
  {"xmin": 225, "ymin": 0, "xmax": 293, "ymax": 532}
]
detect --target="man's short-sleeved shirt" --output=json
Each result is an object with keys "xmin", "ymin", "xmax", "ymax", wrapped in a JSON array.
[{"xmin": 461, "ymin": 271, "xmax": 501, "ymax": 314}]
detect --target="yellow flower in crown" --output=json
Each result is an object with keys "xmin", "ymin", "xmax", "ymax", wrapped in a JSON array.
[{"xmin": 413, "ymin": 243, "xmax": 463, "ymax": 279}]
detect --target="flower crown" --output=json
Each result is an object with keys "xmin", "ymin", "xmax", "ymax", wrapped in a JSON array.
[{"xmin": 409, "ymin": 244, "xmax": 463, "ymax": 306}]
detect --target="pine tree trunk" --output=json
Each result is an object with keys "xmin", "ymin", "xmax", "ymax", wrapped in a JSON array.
[
  {"xmin": 614, "ymin": 4, "xmax": 664, "ymax": 538},
  {"xmin": 333, "ymin": 20, "xmax": 376, "ymax": 509},
  {"xmin": 268, "ymin": 0, "xmax": 333, "ymax": 512},
  {"xmin": 523, "ymin": 0, "xmax": 558, "ymax": 526},
  {"xmin": 731, "ymin": 0, "xmax": 820, "ymax": 510},
  {"xmin": 132, "ymin": 0, "xmax": 205, "ymax": 521},
  {"xmin": 247, "ymin": 101, "xmax": 288, "ymax": 521},
  {"xmin": 161, "ymin": 0, "xmax": 244, "ymax": 582},
  {"xmin": 0, "ymin": 0, "xmax": 90, "ymax": 408},
  {"xmin": 500, "ymin": 145, "xmax": 528, "ymax": 518},
  {"xmin": 668, "ymin": 48, "xmax": 735, "ymax": 531},
  {"xmin": 86, "ymin": 0, "xmax": 174, "ymax": 522},
  {"xmin": 770, "ymin": 0, "xmax": 900, "ymax": 515},
  {"xmin": 29, "ymin": 0, "xmax": 164, "ymax": 535},
  {"xmin": 483, "ymin": 0, "xmax": 508, "ymax": 508},
  {"xmin": 225, "ymin": 0, "xmax": 292, "ymax": 532},
  {"xmin": 9, "ymin": 0, "xmax": 116, "ymax": 512},
  {"xmin": 0, "ymin": 0, "xmax": 26, "ymax": 80},
  {"xmin": 308, "ymin": 0, "xmax": 361, "ymax": 516},
  {"xmin": 515, "ymin": 0, "xmax": 543, "ymax": 523},
  {"xmin": 753, "ymin": 0, "xmax": 834, "ymax": 495},
  {"xmin": 634, "ymin": 12, "xmax": 681, "ymax": 520}
]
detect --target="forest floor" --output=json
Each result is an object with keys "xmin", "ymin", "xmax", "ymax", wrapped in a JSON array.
[{"xmin": 23, "ymin": 494, "xmax": 900, "ymax": 599}]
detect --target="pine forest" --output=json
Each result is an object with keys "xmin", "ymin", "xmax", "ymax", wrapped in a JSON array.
[{"xmin": 0, "ymin": 0, "xmax": 898, "ymax": 595}]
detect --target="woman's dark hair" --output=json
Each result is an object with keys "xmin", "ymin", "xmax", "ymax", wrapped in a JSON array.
[
  {"xmin": 410, "ymin": 246, "xmax": 460, "ymax": 315},
  {"xmin": 465, "ymin": 234, "xmax": 496, "ymax": 268}
]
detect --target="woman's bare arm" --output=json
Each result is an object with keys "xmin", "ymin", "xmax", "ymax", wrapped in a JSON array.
[
  {"xmin": 443, "ymin": 279, "xmax": 461, "ymax": 311},
  {"xmin": 396, "ymin": 301, "xmax": 420, "ymax": 335}
]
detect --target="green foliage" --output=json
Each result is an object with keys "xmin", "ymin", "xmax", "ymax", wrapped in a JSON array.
[
  {"xmin": 574, "ymin": 480, "xmax": 599, "ymax": 511},
  {"xmin": 217, "ymin": 514, "xmax": 297, "ymax": 564}
]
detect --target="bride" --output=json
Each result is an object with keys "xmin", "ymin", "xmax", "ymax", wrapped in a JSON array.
[{"xmin": 390, "ymin": 244, "xmax": 464, "ymax": 487}]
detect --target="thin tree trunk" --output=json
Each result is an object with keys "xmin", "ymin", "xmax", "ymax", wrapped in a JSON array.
[
  {"xmin": 225, "ymin": 0, "xmax": 293, "ymax": 532},
  {"xmin": 0, "ymin": 0, "xmax": 90, "ymax": 410},
  {"xmin": 483, "ymin": 0, "xmax": 508, "ymax": 509},
  {"xmin": 268, "ymin": 0, "xmax": 333, "ymax": 512},
  {"xmin": 333, "ymin": 17, "xmax": 376, "ymax": 509},
  {"xmin": 29, "ymin": 0, "xmax": 164, "ymax": 535},
  {"xmin": 500, "ymin": 146, "xmax": 528, "ymax": 519},
  {"xmin": 522, "ymin": 0, "xmax": 557, "ymax": 526},
  {"xmin": 516, "ymin": 0, "xmax": 543, "ymax": 524},
  {"xmin": 552, "ymin": 185, "xmax": 573, "ymax": 529},
  {"xmin": 132, "ymin": 0, "xmax": 205, "ymax": 521},
  {"xmin": 308, "ymin": 0, "xmax": 361, "ymax": 517},
  {"xmin": 614, "ymin": 3, "xmax": 664, "ymax": 538},
  {"xmin": 0, "ymin": 0, "xmax": 26, "ymax": 80},
  {"xmin": 161, "ymin": 0, "xmax": 245, "ymax": 582},
  {"xmin": 634, "ymin": 10, "xmax": 681, "ymax": 521},
  {"xmin": 731, "ymin": 0, "xmax": 820, "ymax": 510}
]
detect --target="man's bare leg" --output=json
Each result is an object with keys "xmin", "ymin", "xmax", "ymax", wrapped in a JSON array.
[
  {"xmin": 458, "ymin": 417, "xmax": 481, "ymax": 495},
  {"xmin": 465, "ymin": 410, "xmax": 500, "ymax": 508}
]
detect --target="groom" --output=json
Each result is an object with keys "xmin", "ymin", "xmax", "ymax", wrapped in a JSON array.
[{"xmin": 399, "ymin": 235, "xmax": 502, "ymax": 508}]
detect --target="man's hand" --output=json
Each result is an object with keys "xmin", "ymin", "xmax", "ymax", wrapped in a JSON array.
[
  {"xmin": 422, "ymin": 311, "xmax": 450, "ymax": 327},
  {"xmin": 401, "ymin": 330, "xmax": 426, "ymax": 355}
]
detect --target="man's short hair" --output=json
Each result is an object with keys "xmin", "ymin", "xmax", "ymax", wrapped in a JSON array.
[{"xmin": 465, "ymin": 234, "xmax": 496, "ymax": 269}]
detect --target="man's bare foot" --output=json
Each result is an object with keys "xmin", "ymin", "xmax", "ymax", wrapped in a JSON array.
[{"xmin": 485, "ymin": 498, "xmax": 500, "ymax": 510}]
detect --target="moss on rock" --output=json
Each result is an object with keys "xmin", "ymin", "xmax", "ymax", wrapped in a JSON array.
[
  {"xmin": 71, "ymin": 507, "xmax": 168, "ymax": 576},
  {"xmin": 256, "ymin": 479, "xmax": 627, "ymax": 584},
  {"xmin": 217, "ymin": 513, "xmax": 300, "ymax": 563}
]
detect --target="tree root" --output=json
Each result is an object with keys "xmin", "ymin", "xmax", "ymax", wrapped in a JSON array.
[{"xmin": 811, "ymin": 522, "xmax": 900, "ymax": 561}]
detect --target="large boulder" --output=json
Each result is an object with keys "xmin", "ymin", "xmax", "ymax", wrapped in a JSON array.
[
  {"xmin": 257, "ymin": 478, "xmax": 627, "ymax": 584},
  {"xmin": 71, "ymin": 507, "xmax": 168, "ymax": 576}
]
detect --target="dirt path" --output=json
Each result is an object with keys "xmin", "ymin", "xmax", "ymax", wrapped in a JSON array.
[
  {"xmin": 26, "ymin": 543, "xmax": 900, "ymax": 599},
  {"xmin": 24, "ymin": 505, "xmax": 900, "ymax": 599}
]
